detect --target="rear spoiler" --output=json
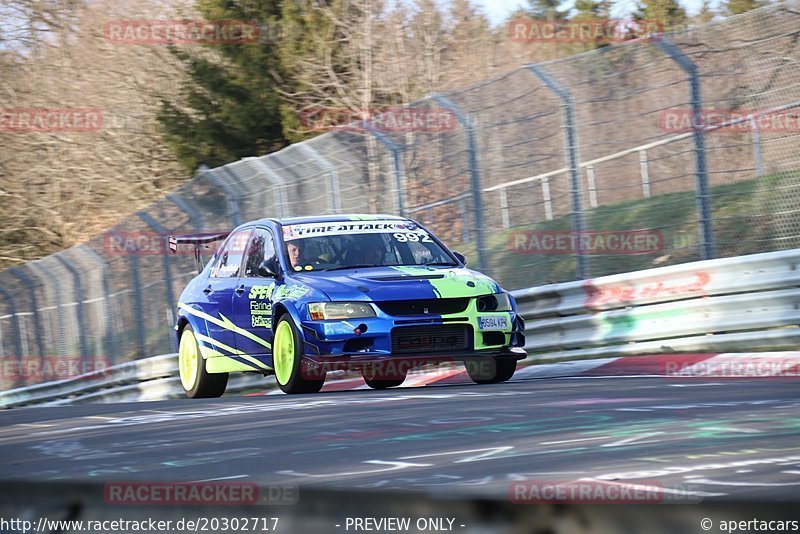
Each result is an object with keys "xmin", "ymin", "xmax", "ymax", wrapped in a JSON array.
[{"xmin": 168, "ymin": 232, "xmax": 229, "ymax": 273}]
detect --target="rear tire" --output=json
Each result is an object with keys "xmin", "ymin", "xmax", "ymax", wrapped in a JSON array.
[
  {"xmin": 179, "ymin": 324, "xmax": 228, "ymax": 398},
  {"xmin": 273, "ymin": 315, "xmax": 325, "ymax": 394},
  {"xmin": 465, "ymin": 358, "xmax": 517, "ymax": 384}
]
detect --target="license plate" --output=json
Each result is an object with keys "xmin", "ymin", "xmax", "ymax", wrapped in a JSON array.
[{"xmin": 478, "ymin": 316, "xmax": 508, "ymax": 331}]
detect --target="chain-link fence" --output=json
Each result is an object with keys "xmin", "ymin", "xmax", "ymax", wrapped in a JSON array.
[{"xmin": 2, "ymin": 2, "xmax": 800, "ymax": 389}]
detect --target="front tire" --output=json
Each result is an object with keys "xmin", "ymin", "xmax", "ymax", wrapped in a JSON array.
[
  {"xmin": 465, "ymin": 358, "xmax": 517, "ymax": 384},
  {"xmin": 363, "ymin": 375, "xmax": 406, "ymax": 390},
  {"xmin": 273, "ymin": 315, "xmax": 325, "ymax": 394},
  {"xmin": 178, "ymin": 324, "xmax": 228, "ymax": 398}
]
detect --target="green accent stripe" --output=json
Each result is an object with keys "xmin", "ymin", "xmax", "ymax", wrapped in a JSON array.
[
  {"xmin": 195, "ymin": 332, "xmax": 270, "ymax": 370},
  {"xmin": 178, "ymin": 302, "xmax": 272, "ymax": 350},
  {"xmin": 206, "ymin": 356, "xmax": 260, "ymax": 373}
]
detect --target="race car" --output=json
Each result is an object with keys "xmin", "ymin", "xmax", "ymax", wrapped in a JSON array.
[{"xmin": 171, "ymin": 214, "xmax": 526, "ymax": 397}]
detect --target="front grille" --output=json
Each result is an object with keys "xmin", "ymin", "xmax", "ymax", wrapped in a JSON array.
[
  {"xmin": 391, "ymin": 325, "xmax": 471, "ymax": 354},
  {"xmin": 376, "ymin": 298, "xmax": 469, "ymax": 316}
]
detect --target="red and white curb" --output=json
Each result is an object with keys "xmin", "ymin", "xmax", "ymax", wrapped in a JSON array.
[{"xmin": 245, "ymin": 352, "xmax": 800, "ymax": 396}]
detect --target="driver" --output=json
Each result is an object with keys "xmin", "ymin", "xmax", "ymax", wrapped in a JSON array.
[{"xmin": 287, "ymin": 241, "xmax": 303, "ymax": 269}]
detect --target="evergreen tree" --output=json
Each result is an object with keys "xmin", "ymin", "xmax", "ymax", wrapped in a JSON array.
[
  {"xmin": 635, "ymin": 0, "xmax": 688, "ymax": 30},
  {"xmin": 156, "ymin": 0, "xmax": 286, "ymax": 171},
  {"xmin": 695, "ymin": 0, "xmax": 716, "ymax": 23},
  {"xmin": 724, "ymin": 0, "xmax": 760, "ymax": 15},
  {"xmin": 527, "ymin": 0, "xmax": 569, "ymax": 20}
]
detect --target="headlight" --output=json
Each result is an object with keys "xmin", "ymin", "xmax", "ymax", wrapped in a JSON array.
[
  {"xmin": 308, "ymin": 302, "xmax": 376, "ymax": 320},
  {"xmin": 476, "ymin": 292, "xmax": 512, "ymax": 312}
]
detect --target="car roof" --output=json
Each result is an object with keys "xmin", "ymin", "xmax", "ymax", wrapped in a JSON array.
[{"xmin": 251, "ymin": 214, "xmax": 409, "ymax": 227}]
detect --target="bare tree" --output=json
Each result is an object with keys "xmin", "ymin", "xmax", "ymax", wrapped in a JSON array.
[{"xmin": 0, "ymin": 0, "xmax": 195, "ymax": 267}]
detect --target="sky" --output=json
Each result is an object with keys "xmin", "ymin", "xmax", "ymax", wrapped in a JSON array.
[{"xmin": 473, "ymin": 0, "xmax": 723, "ymax": 25}]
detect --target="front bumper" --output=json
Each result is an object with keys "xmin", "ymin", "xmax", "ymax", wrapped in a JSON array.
[
  {"xmin": 297, "ymin": 299, "xmax": 526, "ymax": 375},
  {"xmin": 299, "ymin": 346, "xmax": 527, "ymax": 378}
]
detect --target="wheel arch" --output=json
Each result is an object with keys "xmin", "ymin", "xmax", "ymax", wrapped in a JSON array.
[{"xmin": 271, "ymin": 300, "xmax": 307, "ymax": 343}]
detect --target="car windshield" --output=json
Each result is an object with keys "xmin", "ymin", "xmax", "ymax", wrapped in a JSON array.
[{"xmin": 281, "ymin": 221, "xmax": 458, "ymax": 272}]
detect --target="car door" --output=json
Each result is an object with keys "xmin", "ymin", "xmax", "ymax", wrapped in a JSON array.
[
  {"xmin": 233, "ymin": 226, "xmax": 279, "ymax": 359},
  {"xmin": 202, "ymin": 228, "xmax": 252, "ymax": 354}
]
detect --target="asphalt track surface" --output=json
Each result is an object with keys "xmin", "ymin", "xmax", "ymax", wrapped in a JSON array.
[{"xmin": 1, "ymin": 375, "xmax": 800, "ymax": 501}]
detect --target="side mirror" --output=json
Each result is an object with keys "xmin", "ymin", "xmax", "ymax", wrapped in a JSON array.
[
  {"xmin": 453, "ymin": 251, "xmax": 467, "ymax": 266},
  {"xmin": 258, "ymin": 257, "xmax": 280, "ymax": 278}
]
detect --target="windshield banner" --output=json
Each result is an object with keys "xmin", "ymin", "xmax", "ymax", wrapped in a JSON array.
[{"xmin": 282, "ymin": 221, "xmax": 426, "ymax": 241}]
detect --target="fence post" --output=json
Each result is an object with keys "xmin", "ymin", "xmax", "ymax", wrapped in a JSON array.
[
  {"xmin": 585, "ymin": 165, "xmax": 598, "ymax": 208},
  {"xmin": 358, "ymin": 124, "xmax": 406, "ymax": 216},
  {"xmin": 499, "ymin": 189, "xmax": 510, "ymax": 229},
  {"xmin": 458, "ymin": 198, "xmax": 470, "ymax": 243},
  {"xmin": 298, "ymin": 144, "xmax": 342, "ymax": 213},
  {"xmin": 201, "ymin": 164, "xmax": 242, "ymax": 227},
  {"xmin": 54, "ymin": 254, "xmax": 91, "ymax": 360},
  {"xmin": 247, "ymin": 157, "xmax": 291, "ymax": 218},
  {"xmin": 9, "ymin": 268, "xmax": 45, "ymax": 359},
  {"xmin": 654, "ymin": 36, "xmax": 715, "ymax": 260},
  {"xmin": 168, "ymin": 193, "xmax": 204, "ymax": 231},
  {"xmin": 79, "ymin": 244, "xmax": 115, "ymax": 364},
  {"xmin": 639, "ymin": 150, "xmax": 651, "ymax": 198},
  {"xmin": 128, "ymin": 252, "xmax": 147, "ymax": 358},
  {"xmin": 137, "ymin": 211, "xmax": 178, "ymax": 353},
  {"xmin": 750, "ymin": 117, "xmax": 764, "ymax": 177},
  {"xmin": 526, "ymin": 65, "xmax": 587, "ymax": 279},
  {"xmin": 429, "ymin": 94, "xmax": 488, "ymax": 273},
  {"xmin": 0, "ymin": 282, "xmax": 25, "ymax": 386}
]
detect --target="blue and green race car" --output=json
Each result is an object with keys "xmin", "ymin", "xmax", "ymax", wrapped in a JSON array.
[{"xmin": 171, "ymin": 214, "xmax": 526, "ymax": 397}]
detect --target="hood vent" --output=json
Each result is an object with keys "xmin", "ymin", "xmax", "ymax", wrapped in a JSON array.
[{"xmin": 367, "ymin": 274, "xmax": 445, "ymax": 281}]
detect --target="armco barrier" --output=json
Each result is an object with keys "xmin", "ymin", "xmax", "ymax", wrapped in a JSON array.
[
  {"xmin": 511, "ymin": 248, "xmax": 800, "ymax": 360},
  {"xmin": 4, "ymin": 248, "xmax": 800, "ymax": 407},
  {"xmin": 0, "ymin": 354, "xmax": 266, "ymax": 409}
]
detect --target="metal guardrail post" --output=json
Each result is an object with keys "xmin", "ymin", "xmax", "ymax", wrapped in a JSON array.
[
  {"xmin": 526, "ymin": 65, "xmax": 588, "ymax": 279},
  {"xmin": 201, "ymin": 165, "xmax": 242, "ymax": 227},
  {"xmin": 358, "ymin": 123, "xmax": 406, "ymax": 216},
  {"xmin": 9, "ymin": 267, "xmax": 45, "ymax": 359},
  {"xmin": 298, "ymin": 144, "xmax": 342, "ymax": 213},
  {"xmin": 429, "ymin": 94, "xmax": 487, "ymax": 273},
  {"xmin": 654, "ymin": 36, "xmax": 715, "ymax": 260},
  {"xmin": 54, "ymin": 254, "xmax": 91, "ymax": 360},
  {"xmin": 137, "ymin": 211, "xmax": 178, "ymax": 353}
]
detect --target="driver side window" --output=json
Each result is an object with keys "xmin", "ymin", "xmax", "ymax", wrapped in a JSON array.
[
  {"xmin": 243, "ymin": 228, "xmax": 277, "ymax": 277},
  {"xmin": 211, "ymin": 229, "xmax": 251, "ymax": 278}
]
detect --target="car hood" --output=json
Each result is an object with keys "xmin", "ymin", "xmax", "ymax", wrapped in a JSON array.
[{"xmin": 290, "ymin": 266, "xmax": 501, "ymax": 302}]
